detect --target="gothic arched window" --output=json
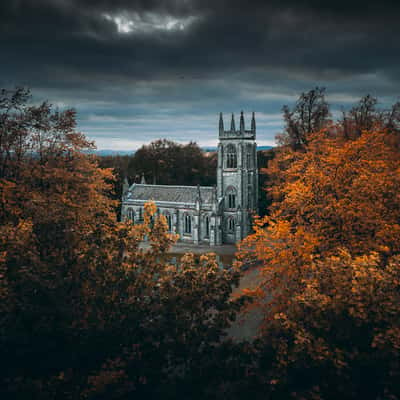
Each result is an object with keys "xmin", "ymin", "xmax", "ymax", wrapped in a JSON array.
[
  {"xmin": 247, "ymin": 171, "xmax": 253, "ymax": 208},
  {"xmin": 127, "ymin": 208, "xmax": 135, "ymax": 222},
  {"xmin": 226, "ymin": 186, "xmax": 237, "ymax": 209},
  {"xmin": 164, "ymin": 212, "xmax": 172, "ymax": 231},
  {"xmin": 205, "ymin": 216, "xmax": 210, "ymax": 238},
  {"xmin": 227, "ymin": 217, "xmax": 235, "ymax": 233},
  {"xmin": 248, "ymin": 187, "xmax": 252, "ymax": 208},
  {"xmin": 184, "ymin": 214, "xmax": 192, "ymax": 234},
  {"xmin": 226, "ymin": 144, "xmax": 237, "ymax": 168},
  {"xmin": 246, "ymin": 144, "xmax": 253, "ymax": 168}
]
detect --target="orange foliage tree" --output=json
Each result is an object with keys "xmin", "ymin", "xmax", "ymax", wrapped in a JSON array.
[
  {"xmin": 240, "ymin": 126, "xmax": 400, "ymax": 317},
  {"xmin": 237, "ymin": 110, "xmax": 400, "ymax": 398},
  {"xmin": 232, "ymin": 252, "xmax": 400, "ymax": 400},
  {"xmin": 0, "ymin": 88, "xmax": 244, "ymax": 399}
]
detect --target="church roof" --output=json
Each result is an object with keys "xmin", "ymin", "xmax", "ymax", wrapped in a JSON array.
[{"xmin": 126, "ymin": 184, "xmax": 215, "ymax": 204}]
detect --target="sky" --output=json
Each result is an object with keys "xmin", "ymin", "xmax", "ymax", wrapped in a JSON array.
[{"xmin": 1, "ymin": 0, "xmax": 400, "ymax": 150}]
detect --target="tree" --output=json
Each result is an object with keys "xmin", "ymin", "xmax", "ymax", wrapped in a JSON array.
[
  {"xmin": 230, "ymin": 252, "xmax": 400, "ymax": 400},
  {"xmin": 96, "ymin": 154, "xmax": 131, "ymax": 218},
  {"xmin": 257, "ymin": 148, "xmax": 275, "ymax": 216},
  {"xmin": 341, "ymin": 94, "xmax": 400, "ymax": 140},
  {"xmin": 277, "ymin": 87, "xmax": 330, "ymax": 150},
  {"xmin": 237, "ymin": 112, "xmax": 400, "ymax": 398},
  {"xmin": 126, "ymin": 139, "xmax": 217, "ymax": 186},
  {"xmin": 241, "ymin": 126, "xmax": 400, "ymax": 318},
  {"xmin": 0, "ymin": 88, "xmax": 244, "ymax": 399}
]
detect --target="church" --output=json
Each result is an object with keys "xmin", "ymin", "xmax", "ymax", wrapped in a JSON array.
[{"xmin": 121, "ymin": 111, "xmax": 258, "ymax": 245}]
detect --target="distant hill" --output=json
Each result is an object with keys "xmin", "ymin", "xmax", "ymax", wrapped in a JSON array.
[
  {"xmin": 92, "ymin": 145, "xmax": 273, "ymax": 156},
  {"xmin": 258, "ymin": 145, "xmax": 274, "ymax": 151},
  {"xmin": 90, "ymin": 149, "xmax": 136, "ymax": 156}
]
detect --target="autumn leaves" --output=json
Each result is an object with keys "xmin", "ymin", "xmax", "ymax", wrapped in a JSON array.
[
  {"xmin": 2, "ymin": 87, "xmax": 400, "ymax": 399},
  {"xmin": 237, "ymin": 90, "xmax": 400, "ymax": 398}
]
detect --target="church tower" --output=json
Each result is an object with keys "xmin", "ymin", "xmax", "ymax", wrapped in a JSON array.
[{"xmin": 217, "ymin": 111, "xmax": 258, "ymax": 243}]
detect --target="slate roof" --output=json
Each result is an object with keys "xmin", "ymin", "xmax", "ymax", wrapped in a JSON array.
[{"xmin": 126, "ymin": 184, "xmax": 215, "ymax": 204}]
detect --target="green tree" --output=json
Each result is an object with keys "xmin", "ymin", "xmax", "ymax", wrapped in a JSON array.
[{"xmin": 127, "ymin": 139, "xmax": 217, "ymax": 186}]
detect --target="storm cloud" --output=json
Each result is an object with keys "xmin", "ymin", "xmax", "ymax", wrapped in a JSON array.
[{"xmin": 1, "ymin": 0, "xmax": 399, "ymax": 149}]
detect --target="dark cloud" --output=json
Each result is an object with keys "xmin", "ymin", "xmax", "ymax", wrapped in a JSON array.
[{"xmin": 1, "ymin": 0, "xmax": 399, "ymax": 148}]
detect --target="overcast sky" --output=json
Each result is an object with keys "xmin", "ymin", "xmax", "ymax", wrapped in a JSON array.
[{"xmin": 1, "ymin": 0, "xmax": 400, "ymax": 149}]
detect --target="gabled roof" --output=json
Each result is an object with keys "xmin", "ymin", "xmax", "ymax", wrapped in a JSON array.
[{"xmin": 125, "ymin": 184, "xmax": 215, "ymax": 204}]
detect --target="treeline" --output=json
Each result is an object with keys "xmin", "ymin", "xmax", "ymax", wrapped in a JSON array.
[{"xmin": 1, "ymin": 87, "xmax": 400, "ymax": 399}]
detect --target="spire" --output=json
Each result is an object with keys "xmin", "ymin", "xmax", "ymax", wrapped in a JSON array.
[
  {"xmin": 230, "ymin": 113, "xmax": 236, "ymax": 132},
  {"xmin": 251, "ymin": 111, "xmax": 256, "ymax": 133},
  {"xmin": 219, "ymin": 112, "xmax": 224, "ymax": 134},
  {"xmin": 240, "ymin": 110, "xmax": 245, "ymax": 132},
  {"xmin": 140, "ymin": 173, "xmax": 146, "ymax": 184}
]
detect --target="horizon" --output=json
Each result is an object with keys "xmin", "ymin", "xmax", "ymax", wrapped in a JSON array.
[{"xmin": 92, "ymin": 141, "xmax": 274, "ymax": 154}]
